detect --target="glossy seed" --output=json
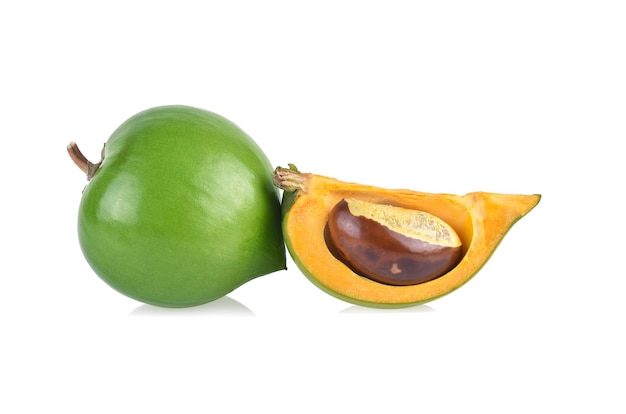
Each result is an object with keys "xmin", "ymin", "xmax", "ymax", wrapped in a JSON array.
[{"xmin": 324, "ymin": 198, "xmax": 463, "ymax": 286}]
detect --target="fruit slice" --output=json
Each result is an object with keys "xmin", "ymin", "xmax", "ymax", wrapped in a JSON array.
[
  {"xmin": 69, "ymin": 106, "xmax": 286, "ymax": 307},
  {"xmin": 273, "ymin": 165, "xmax": 540, "ymax": 308}
]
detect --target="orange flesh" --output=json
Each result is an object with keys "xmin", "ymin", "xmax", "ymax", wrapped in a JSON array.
[{"xmin": 283, "ymin": 172, "xmax": 540, "ymax": 306}]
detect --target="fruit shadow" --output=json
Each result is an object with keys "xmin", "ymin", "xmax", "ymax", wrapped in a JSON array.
[
  {"xmin": 339, "ymin": 304, "xmax": 436, "ymax": 314},
  {"xmin": 128, "ymin": 296, "xmax": 254, "ymax": 317}
]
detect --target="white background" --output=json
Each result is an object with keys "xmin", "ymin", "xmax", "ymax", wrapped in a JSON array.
[{"xmin": 1, "ymin": 1, "xmax": 624, "ymax": 413}]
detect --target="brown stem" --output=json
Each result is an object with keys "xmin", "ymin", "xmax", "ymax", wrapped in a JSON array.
[
  {"xmin": 67, "ymin": 142, "xmax": 104, "ymax": 181},
  {"xmin": 272, "ymin": 164, "xmax": 309, "ymax": 192}
]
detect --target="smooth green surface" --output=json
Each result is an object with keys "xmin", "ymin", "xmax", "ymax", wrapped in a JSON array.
[{"xmin": 78, "ymin": 106, "xmax": 285, "ymax": 307}]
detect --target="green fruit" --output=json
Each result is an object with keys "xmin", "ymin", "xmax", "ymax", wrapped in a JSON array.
[{"xmin": 69, "ymin": 105, "xmax": 286, "ymax": 307}]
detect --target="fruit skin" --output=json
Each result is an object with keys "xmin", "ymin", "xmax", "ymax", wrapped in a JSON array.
[
  {"xmin": 273, "ymin": 166, "xmax": 540, "ymax": 308},
  {"xmin": 76, "ymin": 105, "xmax": 285, "ymax": 307}
]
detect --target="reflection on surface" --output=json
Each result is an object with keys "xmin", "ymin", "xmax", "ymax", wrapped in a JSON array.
[
  {"xmin": 339, "ymin": 304, "xmax": 435, "ymax": 314},
  {"xmin": 128, "ymin": 296, "xmax": 254, "ymax": 316}
]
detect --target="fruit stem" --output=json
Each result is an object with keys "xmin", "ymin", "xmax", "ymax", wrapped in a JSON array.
[
  {"xmin": 273, "ymin": 165, "xmax": 309, "ymax": 193},
  {"xmin": 67, "ymin": 142, "xmax": 105, "ymax": 181}
]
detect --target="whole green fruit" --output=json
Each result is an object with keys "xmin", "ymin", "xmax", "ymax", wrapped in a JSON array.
[{"xmin": 69, "ymin": 105, "xmax": 286, "ymax": 307}]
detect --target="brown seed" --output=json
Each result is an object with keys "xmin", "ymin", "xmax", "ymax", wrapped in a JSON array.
[{"xmin": 324, "ymin": 198, "xmax": 463, "ymax": 286}]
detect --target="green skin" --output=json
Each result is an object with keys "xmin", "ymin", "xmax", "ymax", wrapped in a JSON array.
[{"xmin": 77, "ymin": 106, "xmax": 285, "ymax": 307}]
